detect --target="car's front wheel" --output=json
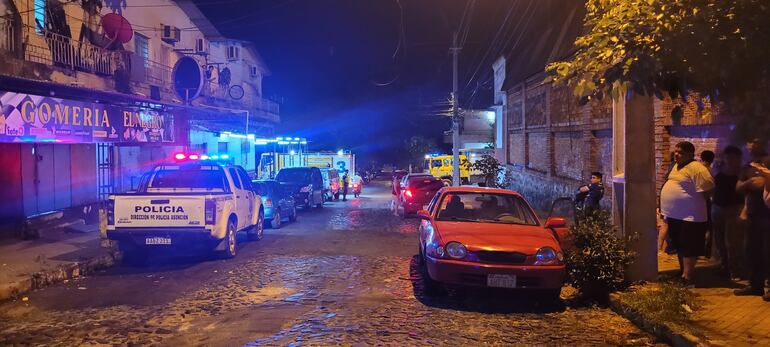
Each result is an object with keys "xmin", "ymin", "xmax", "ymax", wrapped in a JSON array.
[
  {"xmin": 419, "ymin": 250, "xmax": 440, "ymax": 296},
  {"xmin": 248, "ymin": 211, "xmax": 264, "ymax": 241}
]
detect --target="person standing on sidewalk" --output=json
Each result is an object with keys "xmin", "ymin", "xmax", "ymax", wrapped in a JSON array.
[
  {"xmin": 734, "ymin": 139, "xmax": 770, "ymax": 300},
  {"xmin": 700, "ymin": 150, "xmax": 716, "ymax": 259},
  {"xmin": 711, "ymin": 146, "xmax": 744, "ymax": 278},
  {"xmin": 660, "ymin": 141, "xmax": 715, "ymax": 286}
]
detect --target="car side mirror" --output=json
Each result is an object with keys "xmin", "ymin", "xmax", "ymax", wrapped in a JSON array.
[
  {"xmin": 416, "ymin": 209, "xmax": 431, "ymax": 220},
  {"xmin": 544, "ymin": 217, "xmax": 567, "ymax": 229}
]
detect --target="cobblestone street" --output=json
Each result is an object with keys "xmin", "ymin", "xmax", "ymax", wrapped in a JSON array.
[{"xmin": 0, "ymin": 182, "xmax": 662, "ymax": 346}]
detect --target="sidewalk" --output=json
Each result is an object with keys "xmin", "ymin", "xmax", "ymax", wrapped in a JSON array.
[
  {"xmin": 613, "ymin": 253, "xmax": 770, "ymax": 347},
  {"xmin": 0, "ymin": 221, "xmax": 119, "ymax": 301}
]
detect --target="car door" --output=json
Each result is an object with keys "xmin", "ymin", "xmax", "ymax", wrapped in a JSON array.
[
  {"xmin": 546, "ymin": 197, "xmax": 575, "ymax": 250},
  {"xmin": 236, "ymin": 168, "xmax": 256, "ymax": 224},
  {"xmin": 228, "ymin": 167, "xmax": 249, "ymax": 229},
  {"xmin": 312, "ymin": 169, "xmax": 324, "ymax": 204}
]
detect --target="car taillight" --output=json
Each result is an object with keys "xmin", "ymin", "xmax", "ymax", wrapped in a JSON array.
[
  {"xmin": 264, "ymin": 199, "xmax": 273, "ymax": 208},
  {"xmin": 205, "ymin": 199, "xmax": 216, "ymax": 225},
  {"xmin": 405, "ymin": 189, "xmax": 413, "ymax": 198},
  {"xmin": 106, "ymin": 200, "xmax": 114, "ymax": 225}
]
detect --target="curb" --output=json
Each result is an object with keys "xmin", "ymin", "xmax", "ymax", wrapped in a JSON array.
[
  {"xmin": 609, "ymin": 293, "xmax": 702, "ymax": 347},
  {"xmin": 0, "ymin": 248, "xmax": 121, "ymax": 302}
]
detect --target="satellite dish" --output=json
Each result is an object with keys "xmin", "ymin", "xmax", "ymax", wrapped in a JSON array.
[
  {"xmin": 172, "ymin": 56, "xmax": 203, "ymax": 102},
  {"xmin": 101, "ymin": 13, "xmax": 133, "ymax": 44}
]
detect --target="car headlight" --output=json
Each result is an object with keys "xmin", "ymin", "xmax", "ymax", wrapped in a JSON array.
[
  {"xmin": 445, "ymin": 241, "xmax": 467, "ymax": 259},
  {"xmin": 534, "ymin": 246, "xmax": 563, "ymax": 265},
  {"xmin": 299, "ymin": 185, "xmax": 312, "ymax": 193}
]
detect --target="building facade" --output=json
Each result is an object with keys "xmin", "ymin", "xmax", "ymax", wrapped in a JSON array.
[{"xmin": 0, "ymin": 0, "xmax": 279, "ymax": 234}]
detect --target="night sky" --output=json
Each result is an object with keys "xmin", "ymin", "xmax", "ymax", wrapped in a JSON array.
[{"xmin": 192, "ymin": 0, "xmax": 523, "ymax": 165}]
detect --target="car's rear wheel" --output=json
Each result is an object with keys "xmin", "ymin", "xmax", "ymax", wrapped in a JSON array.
[
  {"xmin": 270, "ymin": 211, "xmax": 282, "ymax": 229},
  {"xmin": 218, "ymin": 219, "xmax": 238, "ymax": 258}
]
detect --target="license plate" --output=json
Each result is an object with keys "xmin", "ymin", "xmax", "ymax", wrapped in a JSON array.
[
  {"xmin": 487, "ymin": 274, "xmax": 517, "ymax": 288},
  {"xmin": 145, "ymin": 237, "xmax": 171, "ymax": 245}
]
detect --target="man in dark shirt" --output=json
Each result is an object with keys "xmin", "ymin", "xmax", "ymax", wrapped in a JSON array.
[
  {"xmin": 575, "ymin": 172, "xmax": 604, "ymax": 211},
  {"xmin": 734, "ymin": 139, "xmax": 770, "ymax": 300},
  {"xmin": 711, "ymin": 146, "xmax": 744, "ymax": 277}
]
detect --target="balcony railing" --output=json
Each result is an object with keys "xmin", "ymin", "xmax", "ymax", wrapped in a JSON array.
[{"xmin": 20, "ymin": 28, "xmax": 126, "ymax": 76}]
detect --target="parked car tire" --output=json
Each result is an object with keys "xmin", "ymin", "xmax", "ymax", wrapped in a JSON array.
[
  {"xmin": 419, "ymin": 251, "xmax": 441, "ymax": 296},
  {"xmin": 248, "ymin": 211, "xmax": 264, "ymax": 241},
  {"xmin": 270, "ymin": 211, "xmax": 282, "ymax": 229},
  {"xmin": 289, "ymin": 206, "xmax": 297, "ymax": 222},
  {"xmin": 218, "ymin": 219, "xmax": 238, "ymax": 258}
]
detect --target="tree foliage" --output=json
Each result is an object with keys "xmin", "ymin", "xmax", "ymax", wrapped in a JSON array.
[
  {"xmin": 469, "ymin": 155, "xmax": 512, "ymax": 188},
  {"xmin": 547, "ymin": 0, "xmax": 770, "ymax": 139}
]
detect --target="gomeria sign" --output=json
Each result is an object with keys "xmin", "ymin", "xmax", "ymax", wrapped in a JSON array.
[{"xmin": 0, "ymin": 91, "xmax": 175, "ymax": 143}]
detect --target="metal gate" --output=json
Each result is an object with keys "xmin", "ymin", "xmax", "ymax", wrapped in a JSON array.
[{"xmin": 97, "ymin": 143, "xmax": 114, "ymax": 201}]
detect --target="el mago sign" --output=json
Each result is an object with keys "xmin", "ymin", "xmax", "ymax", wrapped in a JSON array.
[{"xmin": 0, "ymin": 91, "xmax": 175, "ymax": 143}]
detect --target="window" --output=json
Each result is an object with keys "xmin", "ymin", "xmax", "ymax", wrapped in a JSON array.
[
  {"xmin": 227, "ymin": 46, "xmax": 240, "ymax": 60},
  {"xmin": 134, "ymin": 33, "xmax": 149, "ymax": 62},
  {"xmin": 148, "ymin": 167, "xmax": 227, "ymax": 190},
  {"xmin": 237, "ymin": 168, "xmax": 253, "ymax": 191},
  {"xmin": 431, "ymin": 160, "xmax": 442, "ymax": 168},
  {"xmin": 228, "ymin": 168, "xmax": 242, "ymax": 189},
  {"xmin": 250, "ymin": 66, "xmax": 258, "ymax": 77},
  {"xmin": 435, "ymin": 192, "xmax": 538, "ymax": 226},
  {"xmin": 34, "ymin": 0, "xmax": 45, "ymax": 34}
]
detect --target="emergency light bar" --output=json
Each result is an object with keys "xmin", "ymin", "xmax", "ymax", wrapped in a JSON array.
[{"xmin": 173, "ymin": 153, "xmax": 231, "ymax": 162}]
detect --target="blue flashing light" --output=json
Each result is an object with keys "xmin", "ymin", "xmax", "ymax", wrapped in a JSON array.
[
  {"xmin": 276, "ymin": 137, "xmax": 284, "ymax": 141},
  {"xmin": 201, "ymin": 155, "xmax": 210, "ymax": 160},
  {"xmin": 300, "ymin": 141, "xmax": 308, "ymax": 144},
  {"xmin": 211, "ymin": 155, "xmax": 220, "ymax": 159},
  {"xmin": 293, "ymin": 137, "xmax": 301, "ymax": 141},
  {"xmin": 277, "ymin": 141, "xmax": 290, "ymax": 145},
  {"xmin": 220, "ymin": 154, "xmax": 230, "ymax": 159}
]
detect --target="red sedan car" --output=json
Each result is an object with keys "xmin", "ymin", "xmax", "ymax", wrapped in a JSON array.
[
  {"xmin": 396, "ymin": 175, "xmax": 444, "ymax": 217},
  {"xmin": 417, "ymin": 186, "xmax": 570, "ymax": 299}
]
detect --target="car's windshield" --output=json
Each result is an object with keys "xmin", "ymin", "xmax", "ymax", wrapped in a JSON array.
[
  {"xmin": 435, "ymin": 192, "xmax": 539, "ymax": 226},
  {"xmin": 276, "ymin": 169, "xmax": 310, "ymax": 182},
  {"xmin": 148, "ymin": 166, "xmax": 228, "ymax": 190}
]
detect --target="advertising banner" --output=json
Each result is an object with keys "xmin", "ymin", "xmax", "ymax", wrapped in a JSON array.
[{"xmin": 0, "ymin": 91, "xmax": 175, "ymax": 143}]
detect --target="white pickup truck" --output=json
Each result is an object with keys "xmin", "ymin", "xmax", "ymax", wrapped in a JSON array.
[{"xmin": 107, "ymin": 161, "xmax": 263, "ymax": 263}]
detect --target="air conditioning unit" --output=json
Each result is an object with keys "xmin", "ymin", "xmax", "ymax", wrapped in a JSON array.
[
  {"xmin": 227, "ymin": 45, "xmax": 239, "ymax": 60},
  {"xmin": 250, "ymin": 66, "xmax": 258, "ymax": 77},
  {"xmin": 161, "ymin": 25, "xmax": 181, "ymax": 44},
  {"xmin": 195, "ymin": 38, "xmax": 209, "ymax": 54}
]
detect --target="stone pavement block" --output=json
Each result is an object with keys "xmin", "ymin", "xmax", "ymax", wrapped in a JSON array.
[{"xmin": 0, "ymin": 222, "xmax": 117, "ymax": 302}]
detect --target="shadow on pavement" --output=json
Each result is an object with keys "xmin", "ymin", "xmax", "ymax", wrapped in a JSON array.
[{"xmin": 407, "ymin": 255, "xmax": 566, "ymax": 314}]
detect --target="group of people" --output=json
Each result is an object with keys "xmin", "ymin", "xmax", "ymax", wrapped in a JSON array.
[{"xmin": 659, "ymin": 139, "xmax": 770, "ymax": 300}]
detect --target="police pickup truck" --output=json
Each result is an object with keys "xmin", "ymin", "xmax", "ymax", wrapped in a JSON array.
[{"xmin": 107, "ymin": 158, "xmax": 263, "ymax": 263}]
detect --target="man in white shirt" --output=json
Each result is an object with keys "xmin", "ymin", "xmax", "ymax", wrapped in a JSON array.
[{"xmin": 660, "ymin": 141, "xmax": 715, "ymax": 286}]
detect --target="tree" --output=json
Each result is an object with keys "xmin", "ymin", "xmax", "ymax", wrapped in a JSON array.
[
  {"xmin": 404, "ymin": 136, "xmax": 437, "ymax": 170},
  {"xmin": 470, "ymin": 155, "xmax": 512, "ymax": 189},
  {"xmin": 547, "ymin": 0, "xmax": 770, "ymax": 139}
]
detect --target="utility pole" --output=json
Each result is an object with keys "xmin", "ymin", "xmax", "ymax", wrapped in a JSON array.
[{"xmin": 451, "ymin": 31, "xmax": 461, "ymax": 186}]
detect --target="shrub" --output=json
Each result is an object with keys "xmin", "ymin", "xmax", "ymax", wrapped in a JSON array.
[{"xmin": 566, "ymin": 209, "xmax": 635, "ymax": 300}]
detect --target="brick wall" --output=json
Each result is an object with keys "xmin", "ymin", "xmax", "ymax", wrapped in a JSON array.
[{"xmin": 554, "ymin": 131, "xmax": 584, "ymax": 180}]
